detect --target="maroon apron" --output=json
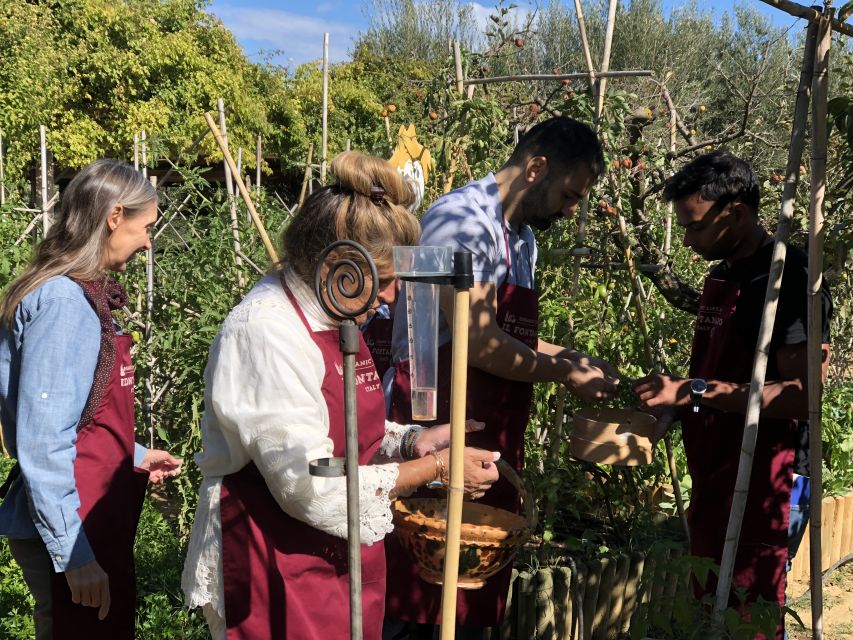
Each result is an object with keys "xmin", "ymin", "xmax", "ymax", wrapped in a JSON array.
[
  {"xmin": 363, "ymin": 316, "xmax": 394, "ymax": 382},
  {"xmin": 51, "ymin": 334, "xmax": 149, "ymax": 639},
  {"xmin": 219, "ymin": 280, "xmax": 388, "ymax": 640},
  {"xmin": 681, "ymin": 277, "xmax": 795, "ymax": 640},
  {"xmin": 386, "ymin": 227, "xmax": 538, "ymax": 627}
]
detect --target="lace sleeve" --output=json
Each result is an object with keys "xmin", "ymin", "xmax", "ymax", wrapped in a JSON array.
[
  {"xmin": 212, "ymin": 308, "xmax": 402, "ymax": 545},
  {"xmin": 257, "ymin": 438, "xmax": 400, "ymax": 545},
  {"xmin": 378, "ymin": 420, "xmax": 410, "ymax": 460}
]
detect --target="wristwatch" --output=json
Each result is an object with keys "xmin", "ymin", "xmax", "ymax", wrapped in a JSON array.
[{"xmin": 689, "ymin": 378, "xmax": 708, "ymax": 413}]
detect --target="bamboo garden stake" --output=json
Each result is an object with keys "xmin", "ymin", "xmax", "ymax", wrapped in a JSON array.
[
  {"xmin": 298, "ymin": 143, "xmax": 314, "ymax": 208},
  {"xmin": 610, "ymin": 179, "xmax": 690, "ymax": 546},
  {"xmin": 256, "ymin": 135, "xmax": 262, "ymax": 196},
  {"xmin": 439, "ymin": 270, "xmax": 471, "ymax": 640},
  {"xmin": 145, "ymin": 175, "xmax": 157, "ymax": 448},
  {"xmin": 141, "ymin": 130, "xmax": 148, "ymax": 180},
  {"xmin": 217, "ymin": 98, "xmax": 235, "ymax": 195},
  {"xmin": 595, "ymin": 0, "xmax": 619, "ymax": 119},
  {"xmin": 0, "ymin": 128, "xmax": 5, "ymax": 205},
  {"xmin": 204, "ymin": 112, "xmax": 279, "ymax": 264},
  {"xmin": 453, "ymin": 40, "xmax": 464, "ymax": 95},
  {"xmin": 712, "ymin": 17, "xmax": 818, "ymax": 627},
  {"xmin": 664, "ymin": 109, "xmax": 676, "ymax": 255},
  {"xmin": 40, "ymin": 125, "xmax": 49, "ymax": 235},
  {"xmin": 808, "ymin": 12, "xmax": 832, "ymax": 639},
  {"xmin": 217, "ymin": 98, "xmax": 245, "ymax": 288},
  {"xmin": 321, "ymin": 32, "xmax": 329, "ymax": 184}
]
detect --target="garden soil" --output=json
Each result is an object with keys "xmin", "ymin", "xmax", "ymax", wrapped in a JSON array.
[{"xmin": 788, "ymin": 563, "xmax": 853, "ymax": 638}]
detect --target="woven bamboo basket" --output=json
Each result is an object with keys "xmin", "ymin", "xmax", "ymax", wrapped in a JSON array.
[{"xmin": 392, "ymin": 459, "xmax": 537, "ymax": 589}]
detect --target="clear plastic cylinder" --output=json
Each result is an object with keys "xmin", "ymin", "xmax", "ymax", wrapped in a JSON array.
[{"xmin": 393, "ymin": 246, "xmax": 453, "ymax": 421}]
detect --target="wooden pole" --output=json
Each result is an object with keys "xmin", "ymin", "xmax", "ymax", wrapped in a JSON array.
[
  {"xmin": 664, "ymin": 109, "xmax": 676, "ymax": 255},
  {"xmin": 573, "ymin": 0, "xmax": 596, "ymax": 87},
  {"xmin": 808, "ymin": 12, "xmax": 831, "ymax": 639},
  {"xmin": 613, "ymin": 184, "xmax": 689, "ymax": 545},
  {"xmin": 712, "ymin": 17, "xmax": 818, "ymax": 627},
  {"xmin": 595, "ymin": 0, "xmax": 619, "ymax": 119},
  {"xmin": 442, "ymin": 43, "xmax": 467, "ymax": 195},
  {"xmin": 217, "ymin": 98, "xmax": 235, "ymax": 196},
  {"xmin": 453, "ymin": 41, "xmax": 464, "ymax": 95},
  {"xmin": 204, "ymin": 112, "xmax": 279, "ymax": 263},
  {"xmin": 40, "ymin": 125, "xmax": 49, "ymax": 236},
  {"xmin": 568, "ymin": 0, "xmax": 609, "ymax": 305},
  {"xmin": 541, "ymin": 0, "xmax": 615, "ymax": 558},
  {"xmin": 236, "ymin": 147, "xmax": 243, "ymax": 180},
  {"xmin": 321, "ymin": 32, "xmax": 329, "ymax": 184},
  {"xmin": 757, "ymin": 0, "xmax": 853, "ymax": 38},
  {"xmin": 0, "ymin": 128, "xmax": 6, "ymax": 206},
  {"xmin": 141, "ymin": 130, "xmax": 148, "ymax": 180},
  {"xmin": 217, "ymin": 98, "xmax": 245, "ymax": 287},
  {"xmin": 145, "ymin": 175, "xmax": 157, "ymax": 448},
  {"xmin": 256, "ymin": 135, "xmax": 262, "ymax": 196},
  {"xmin": 462, "ymin": 70, "xmax": 652, "ymax": 86},
  {"xmin": 298, "ymin": 143, "xmax": 314, "ymax": 208},
  {"xmin": 439, "ymin": 280, "xmax": 471, "ymax": 640}
]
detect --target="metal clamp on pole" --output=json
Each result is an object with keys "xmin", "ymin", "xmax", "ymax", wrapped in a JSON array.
[{"xmin": 308, "ymin": 239, "xmax": 378, "ymax": 640}]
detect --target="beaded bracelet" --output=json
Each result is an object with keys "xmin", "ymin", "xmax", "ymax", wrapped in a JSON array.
[{"xmin": 401, "ymin": 425, "xmax": 427, "ymax": 460}]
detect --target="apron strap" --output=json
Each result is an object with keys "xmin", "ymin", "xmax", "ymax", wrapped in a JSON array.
[{"xmin": 279, "ymin": 272, "xmax": 314, "ymax": 335}]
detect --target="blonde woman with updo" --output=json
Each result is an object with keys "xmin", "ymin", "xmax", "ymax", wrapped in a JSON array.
[
  {"xmin": 0, "ymin": 159, "xmax": 182, "ymax": 640},
  {"xmin": 181, "ymin": 152, "xmax": 500, "ymax": 640}
]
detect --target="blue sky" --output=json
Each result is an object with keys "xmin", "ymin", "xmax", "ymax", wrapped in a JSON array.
[{"xmin": 208, "ymin": 0, "xmax": 802, "ymax": 68}]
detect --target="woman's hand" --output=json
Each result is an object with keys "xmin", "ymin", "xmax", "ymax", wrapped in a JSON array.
[
  {"xmin": 139, "ymin": 449, "xmax": 183, "ymax": 484},
  {"xmin": 413, "ymin": 419, "xmax": 485, "ymax": 458},
  {"xmin": 435, "ymin": 447, "xmax": 500, "ymax": 500},
  {"xmin": 64, "ymin": 559, "xmax": 110, "ymax": 620}
]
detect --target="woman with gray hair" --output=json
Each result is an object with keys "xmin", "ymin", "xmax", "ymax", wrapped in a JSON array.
[{"xmin": 0, "ymin": 159, "xmax": 182, "ymax": 639}]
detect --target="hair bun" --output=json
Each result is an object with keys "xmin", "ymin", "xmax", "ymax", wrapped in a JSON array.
[{"xmin": 331, "ymin": 151, "xmax": 416, "ymax": 210}]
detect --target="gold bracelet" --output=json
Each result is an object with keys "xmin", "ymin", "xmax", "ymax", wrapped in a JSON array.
[{"xmin": 428, "ymin": 450, "xmax": 449, "ymax": 487}]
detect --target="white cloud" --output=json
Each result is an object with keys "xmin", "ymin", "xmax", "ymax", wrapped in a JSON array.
[
  {"xmin": 212, "ymin": 6, "xmax": 355, "ymax": 65},
  {"xmin": 316, "ymin": 2, "xmax": 335, "ymax": 13}
]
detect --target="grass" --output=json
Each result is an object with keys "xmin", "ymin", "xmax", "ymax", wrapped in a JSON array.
[{"xmin": 0, "ymin": 498, "xmax": 209, "ymax": 639}]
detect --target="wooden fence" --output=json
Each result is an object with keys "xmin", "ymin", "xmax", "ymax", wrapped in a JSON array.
[{"xmin": 789, "ymin": 492, "xmax": 853, "ymax": 586}]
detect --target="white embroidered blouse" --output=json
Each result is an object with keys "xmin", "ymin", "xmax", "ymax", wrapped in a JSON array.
[{"xmin": 181, "ymin": 269, "xmax": 406, "ymax": 618}]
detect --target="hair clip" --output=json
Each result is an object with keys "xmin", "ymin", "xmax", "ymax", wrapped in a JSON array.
[{"xmin": 370, "ymin": 185, "xmax": 386, "ymax": 205}]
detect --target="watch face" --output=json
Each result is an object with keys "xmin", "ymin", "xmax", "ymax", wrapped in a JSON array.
[{"xmin": 690, "ymin": 378, "xmax": 708, "ymax": 394}]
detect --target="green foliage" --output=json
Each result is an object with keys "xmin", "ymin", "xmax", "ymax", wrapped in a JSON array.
[
  {"xmin": 0, "ymin": 490, "xmax": 208, "ymax": 638},
  {"xmin": 822, "ymin": 382, "xmax": 853, "ymax": 496},
  {"xmin": 629, "ymin": 550, "xmax": 785, "ymax": 640},
  {"xmin": 360, "ymin": 0, "xmax": 481, "ymax": 62},
  {"xmin": 0, "ymin": 0, "xmax": 852, "ymax": 635},
  {"xmin": 0, "ymin": 0, "xmax": 292, "ymax": 179}
]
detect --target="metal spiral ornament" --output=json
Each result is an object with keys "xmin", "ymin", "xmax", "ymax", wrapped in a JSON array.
[{"xmin": 314, "ymin": 240, "xmax": 379, "ymax": 322}]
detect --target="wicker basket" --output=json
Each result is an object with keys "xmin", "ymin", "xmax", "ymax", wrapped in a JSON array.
[
  {"xmin": 391, "ymin": 459, "xmax": 536, "ymax": 589},
  {"xmin": 570, "ymin": 408, "xmax": 657, "ymax": 466}
]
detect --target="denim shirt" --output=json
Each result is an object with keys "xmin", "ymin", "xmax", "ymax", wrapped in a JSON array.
[{"xmin": 0, "ymin": 276, "xmax": 147, "ymax": 571}]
